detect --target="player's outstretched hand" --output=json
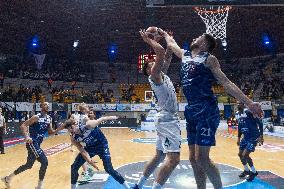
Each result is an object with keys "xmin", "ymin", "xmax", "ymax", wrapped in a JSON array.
[
  {"xmin": 139, "ymin": 29, "xmax": 152, "ymax": 44},
  {"xmin": 25, "ymin": 136, "xmax": 33, "ymax": 144},
  {"xmin": 90, "ymin": 160, "xmax": 99, "ymax": 171},
  {"xmin": 257, "ymin": 135, "xmax": 264, "ymax": 146},
  {"xmin": 108, "ymin": 116, "xmax": 119, "ymax": 120},
  {"xmin": 247, "ymin": 102, "xmax": 264, "ymax": 119}
]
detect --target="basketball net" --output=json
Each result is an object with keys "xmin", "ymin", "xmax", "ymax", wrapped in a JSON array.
[{"xmin": 194, "ymin": 6, "xmax": 231, "ymax": 41}]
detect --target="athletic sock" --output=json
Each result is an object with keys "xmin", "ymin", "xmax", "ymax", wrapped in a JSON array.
[
  {"xmin": 123, "ymin": 181, "xmax": 131, "ymax": 189},
  {"xmin": 244, "ymin": 164, "xmax": 250, "ymax": 171},
  {"xmin": 138, "ymin": 175, "xmax": 148, "ymax": 188},
  {"xmin": 250, "ymin": 166, "xmax": 256, "ymax": 173},
  {"xmin": 152, "ymin": 181, "xmax": 162, "ymax": 189}
]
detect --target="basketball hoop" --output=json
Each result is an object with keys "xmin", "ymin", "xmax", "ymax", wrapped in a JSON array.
[{"xmin": 194, "ymin": 6, "xmax": 231, "ymax": 41}]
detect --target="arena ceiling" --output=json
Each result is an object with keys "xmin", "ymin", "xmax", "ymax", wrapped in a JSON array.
[{"xmin": 0, "ymin": 0, "xmax": 283, "ymax": 63}]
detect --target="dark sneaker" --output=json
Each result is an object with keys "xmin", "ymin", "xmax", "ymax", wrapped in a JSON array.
[
  {"xmin": 246, "ymin": 171, "xmax": 258, "ymax": 182},
  {"xmin": 239, "ymin": 170, "xmax": 250, "ymax": 179},
  {"xmin": 131, "ymin": 184, "xmax": 140, "ymax": 189}
]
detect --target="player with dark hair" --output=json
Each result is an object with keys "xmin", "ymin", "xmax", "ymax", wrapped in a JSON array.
[
  {"xmin": 1, "ymin": 102, "xmax": 56, "ymax": 189},
  {"xmin": 132, "ymin": 29, "xmax": 181, "ymax": 189},
  {"xmin": 236, "ymin": 104, "xmax": 264, "ymax": 182},
  {"xmin": 159, "ymin": 28, "xmax": 264, "ymax": 189}
]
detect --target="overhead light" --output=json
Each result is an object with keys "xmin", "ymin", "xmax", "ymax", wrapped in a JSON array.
[{"xmin": 73, "ymin": 40, "xmax": 79, "ymax": 48}]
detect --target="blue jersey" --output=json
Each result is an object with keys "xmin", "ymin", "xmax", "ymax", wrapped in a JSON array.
[
  {"xmin": 29, "ymin": 113, "xmax": 51, "ymax": 144},
  {"xmin": 74, "ymin": 114, "xmax": 107, "ymax": 147},
  {"xmin": 238, "ymin": 110, "xmax": 263, "ymax": 140},
  {"xmin": 181, "ymin": 50, "xmax": 217, "ymax": 104},
  {"xmin": 73, "ymin": 127, "xmax": 107, "ymax": 147}
]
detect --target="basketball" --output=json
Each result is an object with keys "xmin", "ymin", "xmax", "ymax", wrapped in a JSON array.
[{"xmin": 146, "ymin": 26, "xmax": 162, "ymax": 41}]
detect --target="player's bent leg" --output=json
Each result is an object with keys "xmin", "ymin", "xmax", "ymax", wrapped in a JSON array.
[
  {"xmin": 238, "ymin": 149, "xmax": 250, "ymax": 178},
  {"xmin": 155, "ymin": 152, "xmax": 180, "ymax": 186},
  {"xmin": 71, "ymin": 154, "xmax": 87, "ymax": 185},
  {"xmin": 14, "ymin": 153, "xmax": 37, "ymax": 175},
  {"xmin": 103, "ymin": 157, "xmax": 125, "ymax": 184},
  {"xmin": 143, "ymin": 149, "xmax": 166, "ymax": 178},
  {"xmin": 195, "ymin": 145, "xmax": 222, "ymax": 189},
  {"xmin": 242, "ymin": 148, "xmax": 258, "ymax": 182},
  {"xmin": 132, "ymin": 150, "xmax": 166, "ymax": 189},
  {"xmin": 37, "ymin": 151, "xmax": 49, "ymax": 179},
  {"xmin": 189, "ymin": 145, "xmax": 206, "ymax": 189},
  {"xmin": 102, "ymin": 157, "xmax": 130, "ymax": 189}
]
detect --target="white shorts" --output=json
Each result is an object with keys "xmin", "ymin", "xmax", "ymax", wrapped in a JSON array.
[{"xmin": 156, "ymin": 113, "xmax": 181, "ymax": 153}]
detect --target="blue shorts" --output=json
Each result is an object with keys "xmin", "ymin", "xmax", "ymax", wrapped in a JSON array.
[
  {"xmin": 85, "ymin": 141, "xmax": 111, "ymax": 160},
  {"xmin": 239, "ymin": 139, "xmax": 257, "ymax": 152},
  {"xmin": 26, "ymin": 141, "xmax": 45, "ymax": 159},
  {"xmin": 185, "ymin": 100, "xmax": 220, "ymax": 146}
]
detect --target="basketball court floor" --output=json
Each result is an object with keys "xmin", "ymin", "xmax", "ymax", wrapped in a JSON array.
[{"xmin": 0, "ymin": 128, "xmax": 284, "ymax": 189}]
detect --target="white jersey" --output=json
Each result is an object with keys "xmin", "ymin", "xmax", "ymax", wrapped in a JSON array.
[
  {"xmin": 148, "ymin": 74, "xmax": 178, "ymax": 114},
  {"xmin": 72, "ymin": 112, "xmax": 80, "ymax": 124},
  {"xmin": 0, "ymin": 114, "xmax": 5, "ymax": 127},
  {"xmin": 149, "ymin": 73, "xmax": 181, "ymax": 153}
]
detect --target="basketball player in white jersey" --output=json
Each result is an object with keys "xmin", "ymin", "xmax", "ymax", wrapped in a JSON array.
[
  {"xmin": 132, "ymin": 29, "xmax": 181, "ymax": 189},
  {"xmin": 70, "ymin": 104, "xmax": 93, "ymax": 179}
]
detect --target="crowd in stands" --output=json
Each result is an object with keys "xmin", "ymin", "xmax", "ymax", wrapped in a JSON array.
[
  {"xmin": 52, "ymin": 86, "xmax": 115, "ymax": 103},
  {"xmin": 0, "ymin": 54, "xmax": 283, "ymax": 102},
  {"xmin": 221, "ymin": 55, "xmax": 284, "ymax": 100},
  {"xmin": 0, "ymin": 84, "xmax": 115, "ymax": 103}
]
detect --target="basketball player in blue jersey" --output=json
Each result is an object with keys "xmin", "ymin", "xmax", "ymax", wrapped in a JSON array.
[
  {"xmin": 132, "ymin": 30, "xmax": 181, "ymax": 189},
  {"xmin": 59, "ymin": 103, "xmax": 131, "ymax": 189},
  {"xmin": 158, "ymin": 28, "xmax": 263, "ymax": 189},
  {"xmin": 1, "ymin": 102, "xmax": 56, "ymax": 189},
  {"xmin": 236, "ymin": 104, "xmax": 263, "ymax": 182}
]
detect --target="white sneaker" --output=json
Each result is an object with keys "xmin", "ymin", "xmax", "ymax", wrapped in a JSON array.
[{"xmin": 1, "ymin": 176, "xmax": 11, "ymax": 189}]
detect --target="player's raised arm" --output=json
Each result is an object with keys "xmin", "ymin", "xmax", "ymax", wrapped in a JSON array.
[
  {"xmin": 206, "ymin": 55, "xmax": 264, "ymax": 119},
  {"xmin": 162, "ymin": 46, "xmax": 173, "ymax": 74},
  {"xmin": 158, "ymin": 28, "xmax": 184, "ymax": 59},
  {"xmin": 139, "ymin": 29, "xmax": 165, "ymax": 80},
  {"xmin": 86, "ymin": 116, "xmax": 119, "ymax": 129}
]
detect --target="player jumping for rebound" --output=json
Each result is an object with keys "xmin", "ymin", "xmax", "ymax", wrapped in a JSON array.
[
  {"xmin": 132, "ymin": 29, "xmax": 181, "ymax": 189},
  {"xmin": 159, "ymin": 28, "xmax": 263, "ymax": 189},
  {"xmin": 236, "ymin": 103, "xmax": 264, "ymax": 182}
]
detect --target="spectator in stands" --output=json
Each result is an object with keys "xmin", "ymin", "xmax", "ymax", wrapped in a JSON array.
[
  {"xmin": 0, "ymin": 73, "xmax": 4, "ymax": 88},
  {"xmin": 47, "ymin": 78, "xmax": 53, "ymax": 89},
  {"xmin": 0, "ymin": 107, "xmax": 7, "ymax": 154},
  {"xmin": 52, "ymin": 111, "xmax": 61, "ymax": 132}
]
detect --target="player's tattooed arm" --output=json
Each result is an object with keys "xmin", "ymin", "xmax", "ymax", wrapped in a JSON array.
[
  {"xmin": 158, "ymin": 28, "xmax": 184, "ymax": 59},
  {"xmin": 206, "ymin": 55, "xmax": 264, "ymax": 119},
  {"xmin": 86, "ymin": 116, "xmax": 119, "ymax": 129},
  {"xmin": 162, "ymin": 47, "xmax": 173, "ymax": 74},
  {"xmin": 20, "ymin": 115, "xmax": 39, "ymax": 143},
  {"xmin": 139, "ymin": 29, "xmax": 165, "ymax": 82},
  {"xmin": 71, "ymin": 137, "xmax": 99, "ymax": 170}
]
